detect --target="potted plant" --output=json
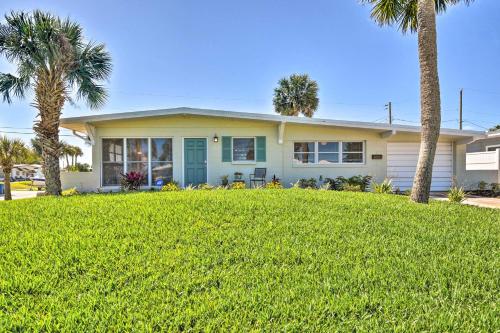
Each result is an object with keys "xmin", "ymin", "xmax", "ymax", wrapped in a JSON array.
[
  {"xmin": 221, "ymin": 175, "xmax": 229, "ymax": 186},
  {"xmin": 234, "ymin": 172, "xmax": 243, "ymax": 180}
]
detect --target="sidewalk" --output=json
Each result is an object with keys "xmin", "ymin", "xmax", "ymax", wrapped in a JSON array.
[{"xmin": 0, "ymin": 191, "xmax": 43, "ymax": 201}]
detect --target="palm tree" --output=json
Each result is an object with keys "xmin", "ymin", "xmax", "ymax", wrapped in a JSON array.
[
  {"xmin": 60, "ymin": 142, "xmax": 72, "ymax": 169},
  {"xmin": 72, "ymin": 146, "xmax": 83, "ymax": 166},
  {"xmin": 0, "ymin": 11, "xmax": 112, "ymax": 195},
  {"xmin": 273, "ymin": 74, "xmax": 319, "ymax": 118},
  {"xmin": 0, "ymin": 136, "xmax": 27, "ymax": 200},
  {"xmin": 361, "ymin": 0, "xmax": 473, "ymax": 203}
]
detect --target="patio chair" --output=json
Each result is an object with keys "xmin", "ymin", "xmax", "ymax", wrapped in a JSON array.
[{"xmin": 249, "ymin": 168, "xmax": 266, "ymax": 188}]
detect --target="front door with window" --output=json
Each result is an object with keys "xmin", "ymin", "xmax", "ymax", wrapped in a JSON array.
[{"xmin": 184, "ymin": 138, "xmax": 207, "ymax": 186}]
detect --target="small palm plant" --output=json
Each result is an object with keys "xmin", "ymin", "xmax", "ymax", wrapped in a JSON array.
[
  {"xmin": 372, "ymin": 179, "xmax": 393, "ymax": 194},
  {"xmin": 0, "ymin": 136, "xmax": 28, "ymax": 200},
  {"xmin": 0, "ymin": 11, "xmax": 112, "ymax": 195},
  {"xmin": 273, "ymin": 74, "xmax": 319, "ymax": 118}
]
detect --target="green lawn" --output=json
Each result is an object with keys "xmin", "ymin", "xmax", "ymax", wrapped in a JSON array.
[{"xmin": 0, "ymin": 190, "xmax": 498, "ymax": 331}]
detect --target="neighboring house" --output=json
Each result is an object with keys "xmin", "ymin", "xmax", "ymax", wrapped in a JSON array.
[
  {"xmin": 463, "ymin": 130, "xmax": 500, "ymax": 189},
  {"xmin": 59, "ymin": 107, "xmax": 485, "ymax": 192},
  {"xmin": 0, "ymin": 164, "xmax": 44, "ymax": 181}
]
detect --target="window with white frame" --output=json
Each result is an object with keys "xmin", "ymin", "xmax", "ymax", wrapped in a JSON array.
[
  {"xmin": 102, "ymin": 139, "xmax": 124, "ymax": 186},
  {"xmin": 127, "ymin": 138, "xmax": 149, "ymax": 185},
  {"xmin": 293, "ymin": 141, "xmax": 364, "ymax": 164},
  {"xmin": 233, "ymin": 137, "xmax": 255, "ymax": 162},
  {"xmin": 294, "ymin": 142, "xmax": 315, "ymax": 164},
  {"xmin": 486, "ymin": 145, "xmax": 500, "ymax": 152},
  {"xmin": 102, "ymin": 138, "xmax": 173, "ymax": 186},
  {"xmin": 151, "ymin": 138, "xmax": 173, "ymax": 184},
  {"xmin": 342, "ymin": 142, "xmax": 364, "ymax": 163}
]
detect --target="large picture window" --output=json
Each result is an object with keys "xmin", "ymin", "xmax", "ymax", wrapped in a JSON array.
[
  {"xmin": 293, "ymin": 141, "xmax": 364, "ymax": 164},
  {"xmin": 233, "ymin": 138, "xmax": 255, "ymax": 162},
  {"xmin": 101, "ymin": 138, "xmax": 173, "ymax": 187}
]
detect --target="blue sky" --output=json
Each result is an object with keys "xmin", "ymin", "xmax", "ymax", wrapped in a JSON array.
[{"xmin": 0, "ymin": 0, "xmax": 499, "ymax": 163}]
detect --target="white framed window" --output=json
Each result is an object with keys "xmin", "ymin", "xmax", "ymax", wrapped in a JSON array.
[
  {"xmin": 486, "ymin": 145, "xmax": 500, "ymax": 152},
  {"xmin": 126, "ymin": 138, "xmax": 149, "ymax": 185},
  {"xmin": 232, "ymin": 137, "xmax": 255, "ymax": 162},
  {"xmin": 102, "ymin": 137, "xmax": 173, "ymax": 187},
  {"xmin": 342, "ymin": 141, "xmax": 364, "ymax": 163},
  {"xmin": 102, "ymin": 138, "xmax": 124, "ymax": 186},
  {"xmin": 318, "ymin": 141, "xmax": 340, "ymax": 164},
  {"xmin": 293, "ymin": 141, "xmax": 364, "ymax": 164},
  {"xmin": 294, "ymin": 142, "xmax": 315, "ymax": 164},
  {"xmin": 151, "ymin": 138, "xmax": 173, "ymax": 184}
]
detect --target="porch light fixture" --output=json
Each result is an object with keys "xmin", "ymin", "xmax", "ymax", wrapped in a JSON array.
[{"xmin": 213, "ymin": 134, "xmax": 219, "ymax": 143}]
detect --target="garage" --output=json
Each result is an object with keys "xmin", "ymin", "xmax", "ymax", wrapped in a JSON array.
[{"xmin": 387, "ymin": 142, "xmax": 453, "ymax": 191}]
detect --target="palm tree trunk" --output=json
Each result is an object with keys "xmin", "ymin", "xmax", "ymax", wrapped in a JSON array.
[
  {"xmin": 33, "ymin": 70, "xmax": 65, "ymax": 196},
  {"xmin": 3, "ymin": 169, "xmax": 12, "ymax": 200},
  {"xmin": 410, "ymin": 0, "xmax": 442, "ymax": 204},
  {"xmin": 65, "ymin": 155, "xmax": 70, "ymax": 168}
]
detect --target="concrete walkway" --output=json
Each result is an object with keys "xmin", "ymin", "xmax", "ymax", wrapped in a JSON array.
[
  {"xmin": 463, "ymin": 197, "xmax": 500, "ymax": 209},
  {"xmin": 0, "ymin": 191, "xmax": 43, "ymax": 201},
  {"xmin": 432, "ymin": 193, "xmax": 500, "ymax": 209}
]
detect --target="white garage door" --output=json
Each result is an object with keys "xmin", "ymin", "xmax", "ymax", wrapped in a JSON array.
[{"xmin": 387, "ymin": 143, "xmax": 453, "ymax": 191}]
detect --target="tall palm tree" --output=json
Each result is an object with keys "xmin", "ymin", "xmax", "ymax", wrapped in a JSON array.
[
  {"xmin": 273, "ymin": 74, "xmax": 319, "ymax": 118},
  {"xmin": 0, "ymin": 136, "xmax": 27, "ymax": 200},
  {"xmin": 361, "ymin": 0, "xmax": 473, "ymax": 203},
  {"xmin": 0, "ymin": 11, "xmax": 112, "ymax": 195}
]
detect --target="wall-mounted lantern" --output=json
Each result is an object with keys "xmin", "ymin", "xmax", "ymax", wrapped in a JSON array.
[{"xmin": 213, "ymin": 134, "xmax": 219, "ymax": 143}]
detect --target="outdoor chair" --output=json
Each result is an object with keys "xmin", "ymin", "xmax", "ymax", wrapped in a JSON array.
[{"xmin": 249, "ymin": 168, "xmax": 266, "ymax": 188}]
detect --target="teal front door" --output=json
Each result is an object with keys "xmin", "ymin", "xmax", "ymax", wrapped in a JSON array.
[{"xmin": 184, "ymin": 138, "xmax": 207, "ymax": 186}]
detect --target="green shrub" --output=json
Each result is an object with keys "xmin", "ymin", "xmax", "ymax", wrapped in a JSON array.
[
  {"xmin": 265, "ymin": 181, "xmax": 283, "ymax": 189},
  {"xmin": 343, "ymin": 184, "xmax": 362, "ymax": 192},
  {"xmin": 61, "ymin": 188, "xmax": 79, "ymax": 196},
  {"xmin": 198, "ymin": 183, "xmax": 214, "ymax": 190},
  {"xmin": 372, "ymin": 179, "xmax": 393, "ymax": 194},
  {"xmin": 448, "ymin": 186, "xmax": 466, "ymax": 203},
  {"xmin": 335, "ymin": 175, "xmax": 372, "ymax": 192},
  {"xmin": 298, "ymin": 178, "xmax": 317, "ymax": 189},
  {"xmin": 231, "ymin": 182, "xmax": 246, "ymax": 190},
  {"xmin": 161, "ymin": 181, "xmax": 180, "ymax": 192},
  {"xmin": 323, "ymin": 178, "xmax": 342, "ymax": 190}
]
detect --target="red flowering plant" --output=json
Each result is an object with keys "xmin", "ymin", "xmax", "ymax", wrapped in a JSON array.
[{"xmin": 120, "ymin": 171, "xmax": 146, "ymax": 191}]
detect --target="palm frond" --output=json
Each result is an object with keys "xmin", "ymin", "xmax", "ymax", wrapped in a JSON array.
[
  {"xmin": 361, "ymin": 0, "xmax": 475, "ymax": 34},
  {"xmin": 77, "ymin": 79, "xmax": 108, "ymax": 109},
  {"xmin": 0, "ymin": 73, "xmax": 29, "ymax": 103}
]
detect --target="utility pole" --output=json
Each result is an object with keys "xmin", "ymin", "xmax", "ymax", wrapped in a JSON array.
[
  {"xmin": 385, "ymin": 102, "xmax": 392, "ymax": 125},
  {"xmin": 459, "ymin": 89, "xmax": 463, "ymax": 130}
]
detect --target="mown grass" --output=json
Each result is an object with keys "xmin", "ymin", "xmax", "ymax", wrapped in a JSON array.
[{"xmin": 0, "ymin": 190, "xmax": 498, "ymax": 331}]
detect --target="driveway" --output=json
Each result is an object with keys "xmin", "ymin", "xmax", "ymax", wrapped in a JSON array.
[{"xmin": 0, "ymin": 191, "xmax": 43, "ymax": 201}]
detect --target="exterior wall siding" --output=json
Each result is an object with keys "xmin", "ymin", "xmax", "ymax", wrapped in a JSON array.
[{"xmin": 61, "ymin": 115, "xmax": 468, "ymax": 191}]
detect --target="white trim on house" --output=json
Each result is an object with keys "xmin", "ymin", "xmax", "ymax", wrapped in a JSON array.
[{"xmin": 61, "ymin": 107, "xmax": 485, "ymax": 139}]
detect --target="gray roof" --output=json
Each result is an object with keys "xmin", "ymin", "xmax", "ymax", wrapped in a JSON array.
[{"xmin": 60, "ymin": 107, "xmax": 485, "ymax": 138}]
